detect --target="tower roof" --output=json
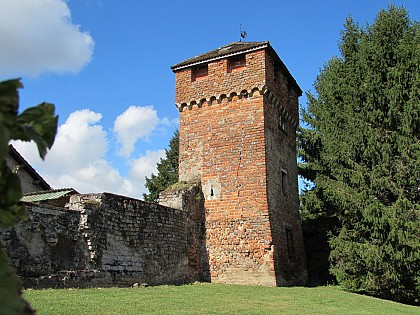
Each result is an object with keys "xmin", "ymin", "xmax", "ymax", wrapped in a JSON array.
[
  {"xmin": 171, "ymin": 41, "xmax": 269, "ymax": 71},
  {"xmin": 171, "ymin": 41, "xmax": 302, "ymax": 95}
]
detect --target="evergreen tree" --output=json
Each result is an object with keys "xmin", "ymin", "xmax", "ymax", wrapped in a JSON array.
[
  {"xmin": 143, "ymin": 130, "xmax": 179, "ymax": 202},
  {"xmin": 298, "ymin": 6, "xmax": 419, "ymax": 304}
]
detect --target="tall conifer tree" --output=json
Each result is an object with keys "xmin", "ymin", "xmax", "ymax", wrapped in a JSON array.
[
  {"xmin": 143, "ymin": 130, "xmax": 179, "ymax": 202},
  {"xmin": 298, "ymin": 6, "xmax": 419, "ymax": 304}
]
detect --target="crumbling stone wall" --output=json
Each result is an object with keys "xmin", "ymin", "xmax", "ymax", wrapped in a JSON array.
[
  {"xmin": 67, "ymin": 193, "xmax": 190, "ymax": 286},
  {"xmin": 1, "ymin": 191, "xmax": 207, "ymax": 288},
  {"xmin": 0, "ymin": 203, "xmax": 89, "ymax": 287},
  {"xmin": 159, "ymin": 181, "xmax": 210, "ymax": 282}
]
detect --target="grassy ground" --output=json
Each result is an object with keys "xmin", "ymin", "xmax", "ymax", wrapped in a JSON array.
[{"xmin": 24, "ymin": 284, "xmax": 418, "ymax": 315}]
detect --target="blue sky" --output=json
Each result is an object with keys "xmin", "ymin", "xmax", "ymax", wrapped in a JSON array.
[{"xmin": 2, "ymin": 0, "xmax": 419, "ymax": 199}]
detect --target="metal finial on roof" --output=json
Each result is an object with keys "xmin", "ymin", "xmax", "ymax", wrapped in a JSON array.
[{"xmin": 240, "ymin": 24, "xmax": 247, "ymax": 42}]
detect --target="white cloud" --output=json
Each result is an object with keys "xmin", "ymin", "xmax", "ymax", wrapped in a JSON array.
[
  {"xmin": 0, "ymin": 0, "xmax": 94, "ymax": 77},
  {"xmin": 11, "ymin": 108, "xmax": 171, "ymax": 200},
  {"xmin": 113, "ymin": 105, "xmax": 160, "ymax": 157},
  {"xmin": 45, "ymin": 109, "xmax": 108, "ymax": 172},
  {"xmin": 128, "ymin": 149, "xmax": 166, "ymax": 194}
]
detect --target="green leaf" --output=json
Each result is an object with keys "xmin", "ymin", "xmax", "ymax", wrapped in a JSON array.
[
  {"xmin": 0, "ymin": 113, "xmax": 10, "ymax": 161},
  {"xmin": 0, "ymin": 78, "xmax": 22, "ymax": 117},
  {"xmin": 0, "ymin": 247, "xmax": 35, "ymax": 314},
  {"xmin": 13, "ymin": 102, "xmax": 58, "ymax": 159}
]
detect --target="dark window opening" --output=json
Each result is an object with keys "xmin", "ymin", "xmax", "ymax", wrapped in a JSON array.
[
  {"xmin": 279, "ymin": 116, "xmax": 285, "ymax": 131},
  {"xmin": 228, "ymin": 55, "xmax": 246, "ymax": 72},
  {"xmin": 285, "ymin": 226, "xmax": 296, "ymax": 262},
  {"xmin": 192, "ymin": 64, "xmax": 208, "ymax": 81},
  {"xmin": 281, "ymin": 170, "xmax": 288, "ymax": 195}
]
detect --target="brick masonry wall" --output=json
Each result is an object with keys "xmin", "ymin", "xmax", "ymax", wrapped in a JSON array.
[
  {"xmin": 190, "ymin": 96, "xmax": 277, "ymax": 285},
  {"xmin": 264, "ymin": 52, "xmax": 300, "ymax": 122},
  {"xmin": 174, "ymin": 45, "xmax": 307, "ymax": 286},
  {"xmin": 263, "ymin": 83, "xmax": 308, "ymax": 285},
  {"xmin": 175, "ymin": 50, "xmax": 266, "ymax": 108}
]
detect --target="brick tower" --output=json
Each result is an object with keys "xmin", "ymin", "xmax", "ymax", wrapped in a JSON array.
[{"xmin": 171, "ymin": 41, "xmax": 307, "ymax": 286}]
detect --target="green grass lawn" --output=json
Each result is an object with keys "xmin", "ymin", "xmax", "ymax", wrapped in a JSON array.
[{"xmin": 24, "ymin": 283, "xmax": 418, "ymax": 315}]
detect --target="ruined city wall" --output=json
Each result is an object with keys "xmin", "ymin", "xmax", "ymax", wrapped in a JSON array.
[
  {"xmin": 0, "ymin": 203, "xmax": 90, "ymax": 288},
  {"xmin": 1, "ymin": 192, "xmax": 206, "ymax": 288}
]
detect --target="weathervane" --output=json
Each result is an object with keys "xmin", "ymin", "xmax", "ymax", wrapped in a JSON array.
[{"xmin": 240, "ymin": 24, "xmax": 247, "ymax": 42}]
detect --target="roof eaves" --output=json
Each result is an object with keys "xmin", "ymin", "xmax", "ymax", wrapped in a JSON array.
[
  {"xmin": 266, "ymin": 45, "xmax": 303, "ymax": 96},
  {"xmin": 8, "ymin": 145, "xmax": 52, "ymax": 190},
  {"xmin": 171, "ymin": 41, "xmax": 269, "ymax": 72}
]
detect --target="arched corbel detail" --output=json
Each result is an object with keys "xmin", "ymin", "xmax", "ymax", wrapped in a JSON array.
[
  {"xmin": 240, "ymin": 89, "xmax": 249, "ymax": 98},
  {"xmin": 260, "ymin": 85, "xmax": 268, "ymax": 95},
  {"xmin": 219, "ymin": 94, "xmax": 227, "ymax": 103},
  {"xmin": 278, "ymin": 104, "xmax": 284, "ymax": 113},
  {"xmin": 250, "ymin": 87, "xmax": 260, "ymax": 97},
  {"xmin": 228, "ymin": 92, "xmax": 236, "ymax": 102},
  {"xmin": 209, "ymin": 96, "xmax": 217, "ymax": 105},
  {"xmin": 281, "ymin": 107, "xmax": 286, "ymax": 115},
  {"xmin": 199, "ymin": 98, "xmax": 207, "ymax": 108},
  {"xmin": 178, "ymin": 103, "xmax": 188, "ymax": 112}
]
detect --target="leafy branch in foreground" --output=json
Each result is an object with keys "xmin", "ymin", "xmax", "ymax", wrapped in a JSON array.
[{"xmin": 0, "ymin": 78, "xmax": 58, "ymax": 314}]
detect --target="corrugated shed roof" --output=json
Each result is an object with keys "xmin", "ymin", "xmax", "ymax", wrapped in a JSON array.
[
  {"xmin": 171, "ymin": 41, "xmax": 269, "ymax": 70},
  {"xmin": 21, "ymin": 188, "xmax": 78, "ymax": 202}
]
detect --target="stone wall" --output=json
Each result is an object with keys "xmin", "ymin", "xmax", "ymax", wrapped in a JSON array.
[
  {"xmin": 0, "ymin": 203, "xmax": 89, "ymax": 287},
  {"xmin": 0, "ymin": 191, "xmax": 206, "ymax": 288},
  {"xmin": 159, "ymin": 181, "xmax": 210, "ymax": 282}
]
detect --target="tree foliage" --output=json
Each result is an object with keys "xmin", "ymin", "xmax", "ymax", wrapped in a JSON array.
[
  {"xmin": 298, "ymin": 6, "xmax": 419, "ymax": 304},
  {"xmin": 0, "ymin": 78, "xmax": 58, "ymax": 314},
  {"xmin": 143, "ymin": 130, "xmax": 179, "ymax": 202}
]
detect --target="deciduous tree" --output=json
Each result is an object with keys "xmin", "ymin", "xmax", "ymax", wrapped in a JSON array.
[{"xmin": 0, "ymin": 78, "xmax": 58, "ymax": 314}]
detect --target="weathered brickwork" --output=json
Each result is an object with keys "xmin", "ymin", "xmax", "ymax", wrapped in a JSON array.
[
  {"xmin": 172, "ymin": 41, "xmax": 307, "ymax": 285},
  {"xmin": 175, "ymin": 50, "xmax": 266, "ymax": 108}
]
